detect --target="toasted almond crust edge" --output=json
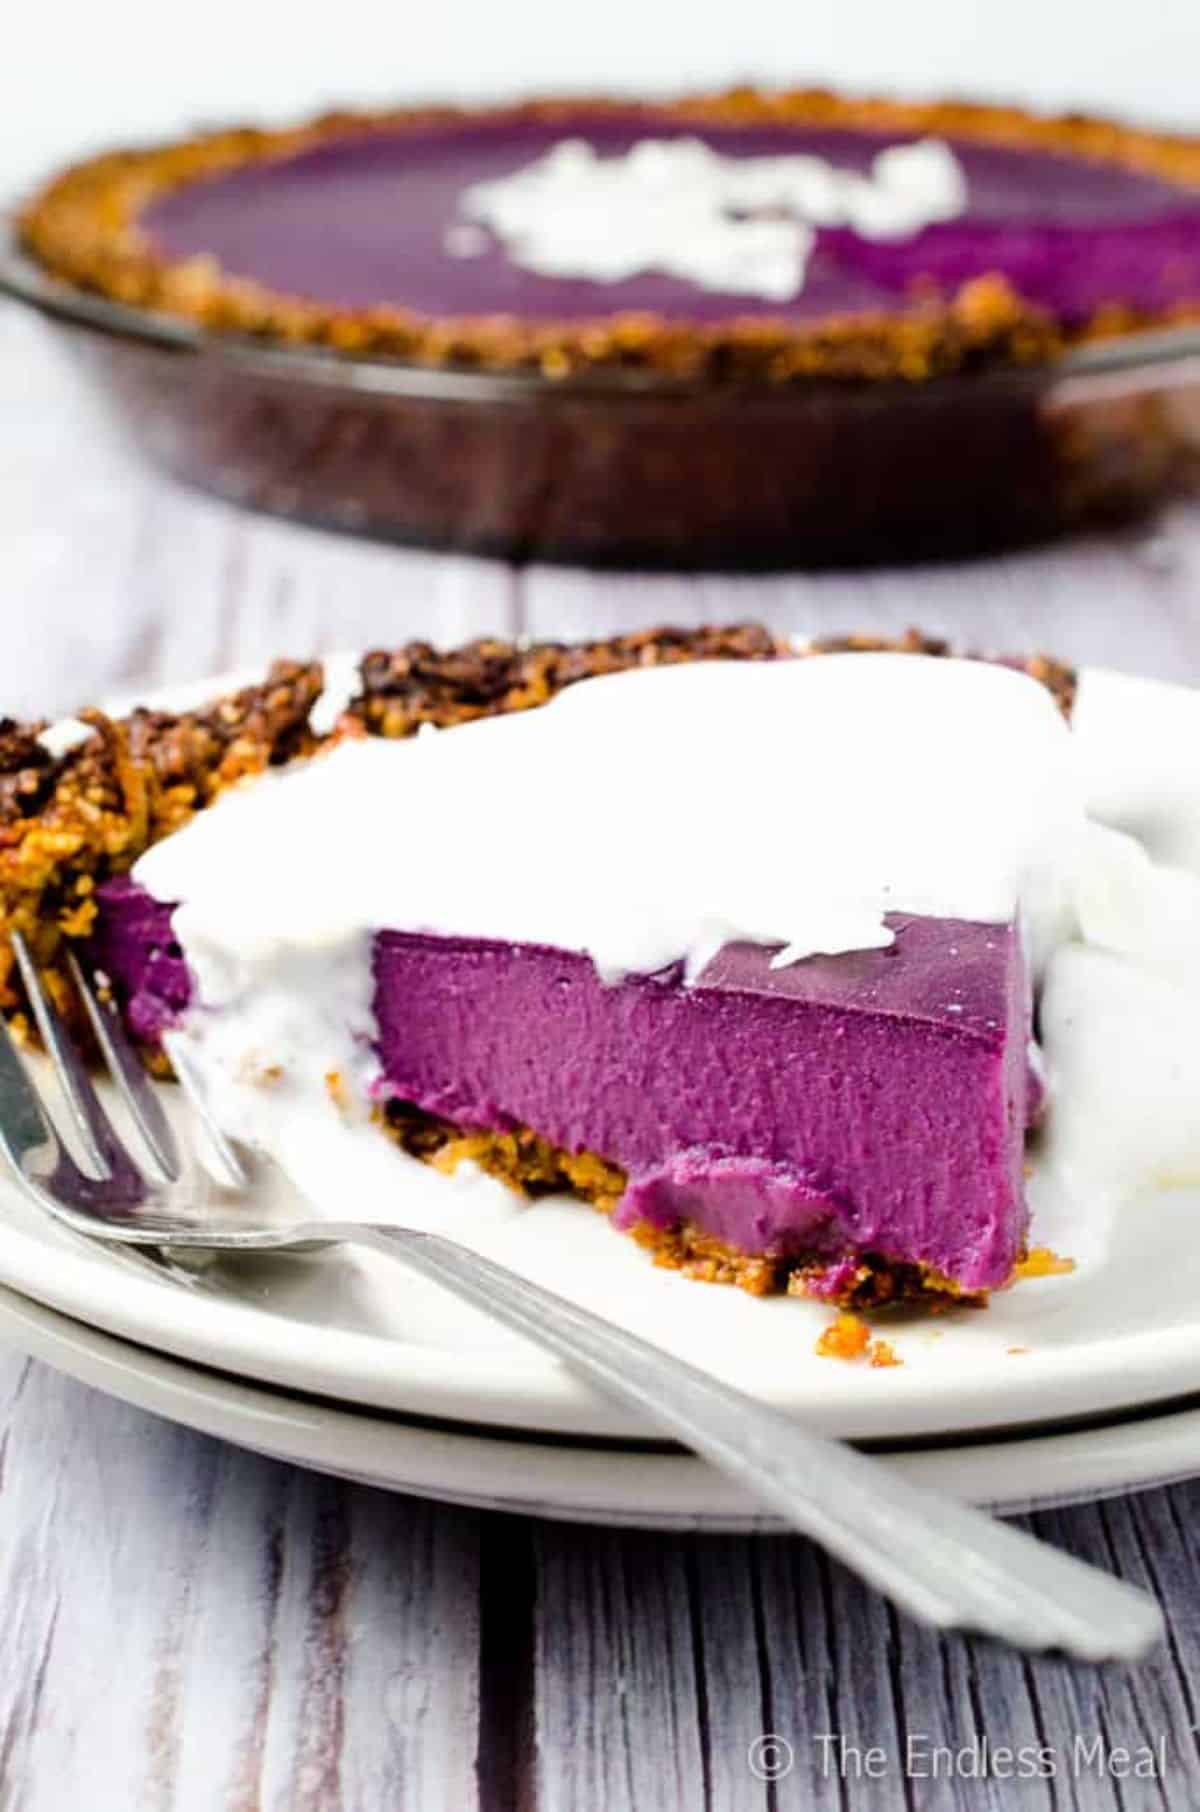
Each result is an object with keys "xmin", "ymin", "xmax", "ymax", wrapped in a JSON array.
[
  {"xmin": 18, "ymin": 87, "xmax": 1200, "ymax": 382},
  {"xmin": 0, "ymin": 624, "xmax": 1074, "ymax": 1038}
]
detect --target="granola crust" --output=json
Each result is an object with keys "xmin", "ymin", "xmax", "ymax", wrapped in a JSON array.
[
  {"xmin": 19, "ymin": 88, "xmax": 1200, "ymax": 383},
  {"xmin": 0, "ymin": 662, "xmax": 321, "ymax": 1030},
  {"xmin": 0, "ymin": 623, "xmax": 1072, "ymax": 1034},
  {"xmin": 383, "ymin": 1097, "xmax": 986, "ymax": 1307}
]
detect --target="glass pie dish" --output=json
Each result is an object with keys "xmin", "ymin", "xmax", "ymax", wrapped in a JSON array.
[{"xmin": 4, "ymin": 224, "xmax": 1200, "ymax": 569}]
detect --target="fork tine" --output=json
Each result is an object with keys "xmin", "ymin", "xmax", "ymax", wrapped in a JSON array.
[
  {"xmin": 11, "ymin": 931, "xmax": 116, "ymax": 1177},
  {"xmin": 162, "ymin": 1031, "xmax": 251, "ymax": 1190},
  {"xmin": 0, "ymin": 1008, "xmax": 61, "ymax": 1178},
  {"xmin": 67, "ymin": 952, "xmax": 181, "ymax": 1182}
]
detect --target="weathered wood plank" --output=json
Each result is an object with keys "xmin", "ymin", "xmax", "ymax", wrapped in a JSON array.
[
  {"xmin": 532, "ymin": 1503, "xmax": 1200, "ymax": 1812},
  {"xmin": 0, "ymin": 1346, "xmax": 483, "ymax": 1812},
  {"xmin": 532, "ymin": 1525, "xmax": 710, "ymax": 1812},
  {"xmin": 519, "ymin": 507, "xmax": 1200, "ymax": 685}
]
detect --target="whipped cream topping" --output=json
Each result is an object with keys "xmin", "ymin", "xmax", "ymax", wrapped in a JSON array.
[
  {"xmin": 1038, "ymin": 669, "xmax": 1200, "ymax": 1205},
  {"xmin": 137, "ymin": 655, "xmax": 1077, "ymax": 985},
  {"xmin": 1069, "ymin": 666, "xmax": 1200, "ymax": 876},
  {"xmin": 132, "ymin": 653, "xmax": 1200, "ymax": 1229},
  {"xmin": 447, "ymin": 136, "xmax": 968, "ymax": 301}
]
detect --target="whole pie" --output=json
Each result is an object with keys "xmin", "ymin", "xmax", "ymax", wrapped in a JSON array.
[{"xmin": 19, "ymin": 89, "xmax": 1200, "ymax": 383}]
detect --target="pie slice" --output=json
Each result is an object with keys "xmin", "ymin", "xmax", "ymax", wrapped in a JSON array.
[
  {"xmin": 86, "ymin": 892, "xmax": 1035, "ymax": 1301},
  {"xmin": 0, "ymin": 628, "xmax": 1077, "ymax": 1308}
]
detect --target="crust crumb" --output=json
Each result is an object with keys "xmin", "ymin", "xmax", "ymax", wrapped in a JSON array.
[
  {"xmin": 1012, "ymin": 1246, "xmax": 1075, "ymax": 1280},
  {"xmin": 816, "ymin": 1310, "xmax": 872, "ymax": 1361},
  {"xmin": 816, "ymin": 1311, "xmax": 904, "ymax": 1366}
]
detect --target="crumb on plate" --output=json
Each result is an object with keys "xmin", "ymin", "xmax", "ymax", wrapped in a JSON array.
[
  {"xmin": 1012, "ymin": 1246, "xmax": 1075, "ymax": 1280},
  {"xmin": 816, "ymin": 1310, "xmax": 903, "ymax": 1367}
]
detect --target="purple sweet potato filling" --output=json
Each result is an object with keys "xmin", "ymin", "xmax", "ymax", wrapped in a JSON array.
[
  {"xmin": 89, "ymin": 877, "xmax": 1033, "ymax": 1289},
  {"xmin": 88, "ymin": 876, "xmax": 190, "ymax": 1043},
  {"xmin": 143, "ymin": 115, "xmax": 1200, "ymax": 325}
]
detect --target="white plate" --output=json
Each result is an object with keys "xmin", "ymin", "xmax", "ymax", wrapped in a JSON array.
[
  {"xmin": 5, "ymin": 1102, "xmax": 1200, "ymax": 1443},
  {"xmin": 1, "ymin": 1282, "xmax": 1196, "ymax": 1526},
  {"xmin": 3, "ymin": 664, "xmax": 1200, "ymax": 1447}
]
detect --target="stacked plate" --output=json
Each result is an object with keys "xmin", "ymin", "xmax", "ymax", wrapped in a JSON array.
[
  {"xmin": 3, "ymin": 667, "xmax": 1200, "ymax": 1524},
  {"xmin": 3, "ymin": 1079, "xmax": 1200, "ymax": 1526}
]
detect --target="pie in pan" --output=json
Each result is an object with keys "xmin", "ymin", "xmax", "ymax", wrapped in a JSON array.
[
  {"xmin": 16, "ymin": 91, "xmax": 1200, "ymax": 566},
  {"xmin": 19, "ymin": 90, "xmax": 1200, "ymax": 382}
]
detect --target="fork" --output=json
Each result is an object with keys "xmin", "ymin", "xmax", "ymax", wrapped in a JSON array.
[{"xmin": 0, "ymin": 932, "xmax": 1163, "ymax": 1661}]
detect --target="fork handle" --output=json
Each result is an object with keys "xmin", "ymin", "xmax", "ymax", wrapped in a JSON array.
[{"xmin": 341, "ymin": 1223, "xmax": 1160, "ymax": 1659}]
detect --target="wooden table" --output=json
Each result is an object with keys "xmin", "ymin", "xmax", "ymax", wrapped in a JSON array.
[{"xmin": 3, "ymin": 303, "xmax": 1200, "ymax": 1812}]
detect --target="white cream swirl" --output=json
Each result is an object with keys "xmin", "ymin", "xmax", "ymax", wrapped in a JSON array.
[{"xmin": 447, "ymin": 135, "xmax": 967, "ymax": 301}]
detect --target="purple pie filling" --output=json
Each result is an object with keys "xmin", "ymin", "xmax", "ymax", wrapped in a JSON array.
[
  {"xmin": 88, "ymin": 877, "xmax": 190, "ymax": 1043},
  {"xmin": 142, "ymin": 115, "xmax": 1200, "ymax": 326},
  {"xmin": 88, "ymin": 878, "xmax": 1033, "ymax": 1290}
]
